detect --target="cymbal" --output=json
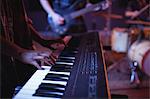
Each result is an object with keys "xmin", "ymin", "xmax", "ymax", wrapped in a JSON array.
[
  {"xmin": 126, "ymin": 20, "xmax": 150, "ymax": 26},
  {"xmin": 93, "ymin": 12, "xmax": 123, "ymax": 19}
]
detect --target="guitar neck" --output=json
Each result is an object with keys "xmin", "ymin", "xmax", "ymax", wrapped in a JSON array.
[
  {"xmin": 69, "ymin": 7, "xmax": 93, "ymax": 19},
  {"xmin": 67, "ymin": 1, "xmax": 106, "ymax": 19},
  {"xmin": 132, "ymin": 4, "xmax": 150, "ymax": 19}
]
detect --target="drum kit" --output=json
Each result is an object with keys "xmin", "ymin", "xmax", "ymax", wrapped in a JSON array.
[
  {"xmin": 93, "ymin": 5, "xmax": 150, "ymax": 85},
  {"xmin": 111, "ymin": 26, "xmax": 150, "ymax": 85}
]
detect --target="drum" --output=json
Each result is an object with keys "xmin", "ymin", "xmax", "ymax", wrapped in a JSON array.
[
  {"xmin": 144, "ymin": 27, "xmax": 150, "ymax": 40},
  {"xmin": 128, "ymin": 40, "xmax": 150, "ymax": 76},
  {"xmin": 111, "ymin": 28, "xmax": 129, "ymax": 53}
]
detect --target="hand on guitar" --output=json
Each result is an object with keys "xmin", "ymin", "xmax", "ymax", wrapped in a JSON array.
[
  {"xmin": 125, "ymin": 10, "xmax": 139, "ymax": 19},
  {"xmin": 45, "ymin": 0, "xmax": 110, "ymax": 35},
  {"xmin": 49, "ymin": 12, "xmax": 65, "ymax": 25}
]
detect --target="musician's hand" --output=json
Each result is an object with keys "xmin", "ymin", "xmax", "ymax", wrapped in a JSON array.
[
  {"xmin": 50, "ymin": 12, "xmax": 64, "ymax": 25},
  {"xmin": 131, "ymin": 11, "xmax": 139, "ymax": 18},
  {"xmin": 86, "ymin": 0, "xmax": 109, "ymax": 11},
  {"xmin": 40, "ymin": 39, "xmax": 66, "ymax": 51},
  {"xmin": 19, "ymin": 50, "xmax": 51, "ymax": 70},
  {"xmin": 125, "ymin": 10, "xmax": 139, "ymax": 18}
]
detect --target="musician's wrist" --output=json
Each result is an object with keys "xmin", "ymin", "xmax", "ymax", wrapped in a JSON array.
[
  {"xmin": 48, "ymin": 11, "xmax": 56, "ymax": 18},
  {"xmin": 15, "ymin": 48, "xmax": 28, "ymax": 61}
]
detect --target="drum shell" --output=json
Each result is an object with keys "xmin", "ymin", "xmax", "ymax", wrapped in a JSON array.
[
  {"xmin": 111, "ymin": 28, "xmax": 129, "ymax": 53},
  {"xmin": 144, "ymin": 27, "xmax": 150, "ymax": 40},
  {"xmin": 128, "ymin": 40, "xmax": 150, "ymax": 76}
]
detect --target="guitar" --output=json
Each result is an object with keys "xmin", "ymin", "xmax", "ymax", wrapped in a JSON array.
[
  {"xmin": 131, "ymin": 4, "xmax": 150, "ymax": 19},
  {"xmin": 48, "ymin": 0, "xmax": 109, "ymax": 35}
]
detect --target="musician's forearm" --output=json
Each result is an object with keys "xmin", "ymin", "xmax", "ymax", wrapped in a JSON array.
[
  {"xmin": 39, "ymin": 0, "xmax": 55, "ymax": 15},
  {"xmin": 28, "ymin": 24, "xmax": 44, "ymax": 44}
]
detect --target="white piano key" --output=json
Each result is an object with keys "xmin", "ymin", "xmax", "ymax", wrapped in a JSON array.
[
  {"xmin": 20, "ymin": 74, "xmax": 68, "ymax": 90},
  {"xmin": 55, "ymin": 61, "xmax": 73, "ymax": 66},
  {"xmin": 42, "ymin": 80, "xmax": 67, "ymax": 86},
  {"xmin": 48, "ymin": 71, "xmax": 70, "ymax": 76},
  {"xmin": 14, "ymin": 93, "xmax": 61, "ymax": 99},
  {"xmin": 16, "ymin": 89, "xmax": 63, "ymax": 95},
  {"xmin": 13, "ymin": 70, "xmax": 66, "ymax": 99},
  {"xmin": 41, "ymin": 66, "xmax": 52, "ymax": 70},
  {"xmin": 14, "ymin": 62, "xmax": 71, "ymax": 99}
]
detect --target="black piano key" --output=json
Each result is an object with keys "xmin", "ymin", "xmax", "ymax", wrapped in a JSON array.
[
  {"xmin": 50, "ymin": 68, "xmax": 71, "ymax": 72},
  {"xmin": 56, "ymin": 58, "xmax": 75, "ymax": 63},
  {"xmin": 38, "ymin": 85, "xmax": 65, "ymax": 91},
  {"xmin": 51, "ymin": 66, "xmax": 72, "ymax": 70},
  {"xmin": 58, "ymin": 55, "xmax": 75, "ymax": 58},
  {"xmin": 58, "ymin": 57, "xmax": 75, "ymax": 61},
  {"xmin": 46, "ymin": 73, "xmax": 70, "ymax": 77},
  {"xmin": 35, "ymin": 89, "xmax": 63, "ymax": 94},
  {"xmin": 63, "ymin": 47, "xmax": 78, "ymax": 51},
  {"xmin": 36, "ymin": 87, "xmax": 65, "ymax": 93},
  {"xmin": 34, "ymin": 89, "xmax": 63, "ymax": 96},
  {"xmin": 51, "ymin": 66, "xmax": 73, "ymax": 70},
  {"xmin": 59, "ymin": 52, "xmax": 76, "ymax": 57},
  {"xmin": 38, "ymin": 86, "xmax": 65, "ymax": 92},
  {"xmin": 33, "ymin": 92, "xmax": 63, "ymax": 98},
  {"xmin": 60, "ymin": 52, "xmax": 76, "ymax": 56},
  {"xmin": 59, "ymin": 56, "xmax": 76, "ymax": 60},
  {"xmin": 40, "ymin": 83, "xmax": 66, "ymax": 88}
]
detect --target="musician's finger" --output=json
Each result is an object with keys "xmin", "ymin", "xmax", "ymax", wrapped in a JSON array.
[
  {"xmin": 43, "ymin": 60, "xmax": 52, "ymax": 66},
  {"xmin": 41, "ymin": 60, "xmax": 45, "ymax": 66},
  {"xmin": 38, "ymin": 52, "xmax": 51, "ymax": 57},
  {"xmin": 51, "ymin": 53, "xmax": 58, "ymax": 59},
  {"xmin": 49, "ymin": 55, "xmax": 57, "ymax": 62},
  {"xmin": 33, "ymin": 56, "xmax": 44, "ymax": 60},
  {"xmin": 59, "ymin": 17, "xmax": 65, "ymax": 24},
  {"xmin": 46, "ymin": 57, "xmax": 55, "ymax": 65},
  {"xmin": 40, "ymin": 59, "xmax": 52, "ymax": 66},
  {"xmin": 31, "ymin": 61, "xmax": 42, "ymax": 70}
]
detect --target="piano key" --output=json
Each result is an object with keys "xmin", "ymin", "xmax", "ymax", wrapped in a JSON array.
[
  {"xmin": 63, "ymin": 47, "xmax": 78, "ymax": 51},
  {"xmin": 51, "ymin": 66, "xmax": 72, "ymax": 70},
  {"xmin": 37, "ymin": 88, "xmax": 65, "ymax": 93},
  {"xmin": 14, "ymin": 73, "xmax": 67, "ymax": 99},
  {"xmin": 44, "ymin": 80, "xmax": 67, "ymax": 86},
  {"xmin": 55, "ymin": 61, "xmax": 73, "ymax": 65},
  {"xmin": 50, "ymin": 68, "xmax": 71, "ymax": 72},
  {"xmin": 39, "ymin": 83, "xmax": 65, "ymax": 91},
  {"xmin": 41, "ymin": 66, "xmax": 51, "ymax": 70},
  {"xmin": 59, "ymin": 56, "xmax": 75, "ymax": 60},
  {"xmin": 39, "ymin": 83, "xmax": 66, "ymax": 89},
  {"xmin": 52, "ymin": 65, "xmax": 73, "ymax": 69},
  {"xmin": 48, "ymin": 71, "xmax": 70, "ymax": 76},
  {"xmin": 14, "ymin": 93, "xmax": 60, "ymax": 99},
  {"xmin": 35, "ymin": 88, "xmax": 64, "ymax": 94},
  {"xmin": 33, "ymin": 92, "xmax": 63, "ymax": 98},
  {"xmin": 59, "ymin": 54, "xmax": 75, "ymax": 57},
  {"xmin": 46, "ymin": 73, "xmax": 70, "ymax": 77},
  {"xmin": 51, "ymin": 67, "xmax": 72, "ymax": 71},
  {"xmin": 43, "ymin": 77, "xmax": 68, "ymax": 81},
  {"xmin": 56, "ymin": 58, "xmax": 75, "ymax": 63},
  {"xmin": 14, "ymin": 70, "xmax": 68, "ymax": 93},
  {"xmin": 59, "ymin": 51, "xmax": 76, "ymax": 57}
]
